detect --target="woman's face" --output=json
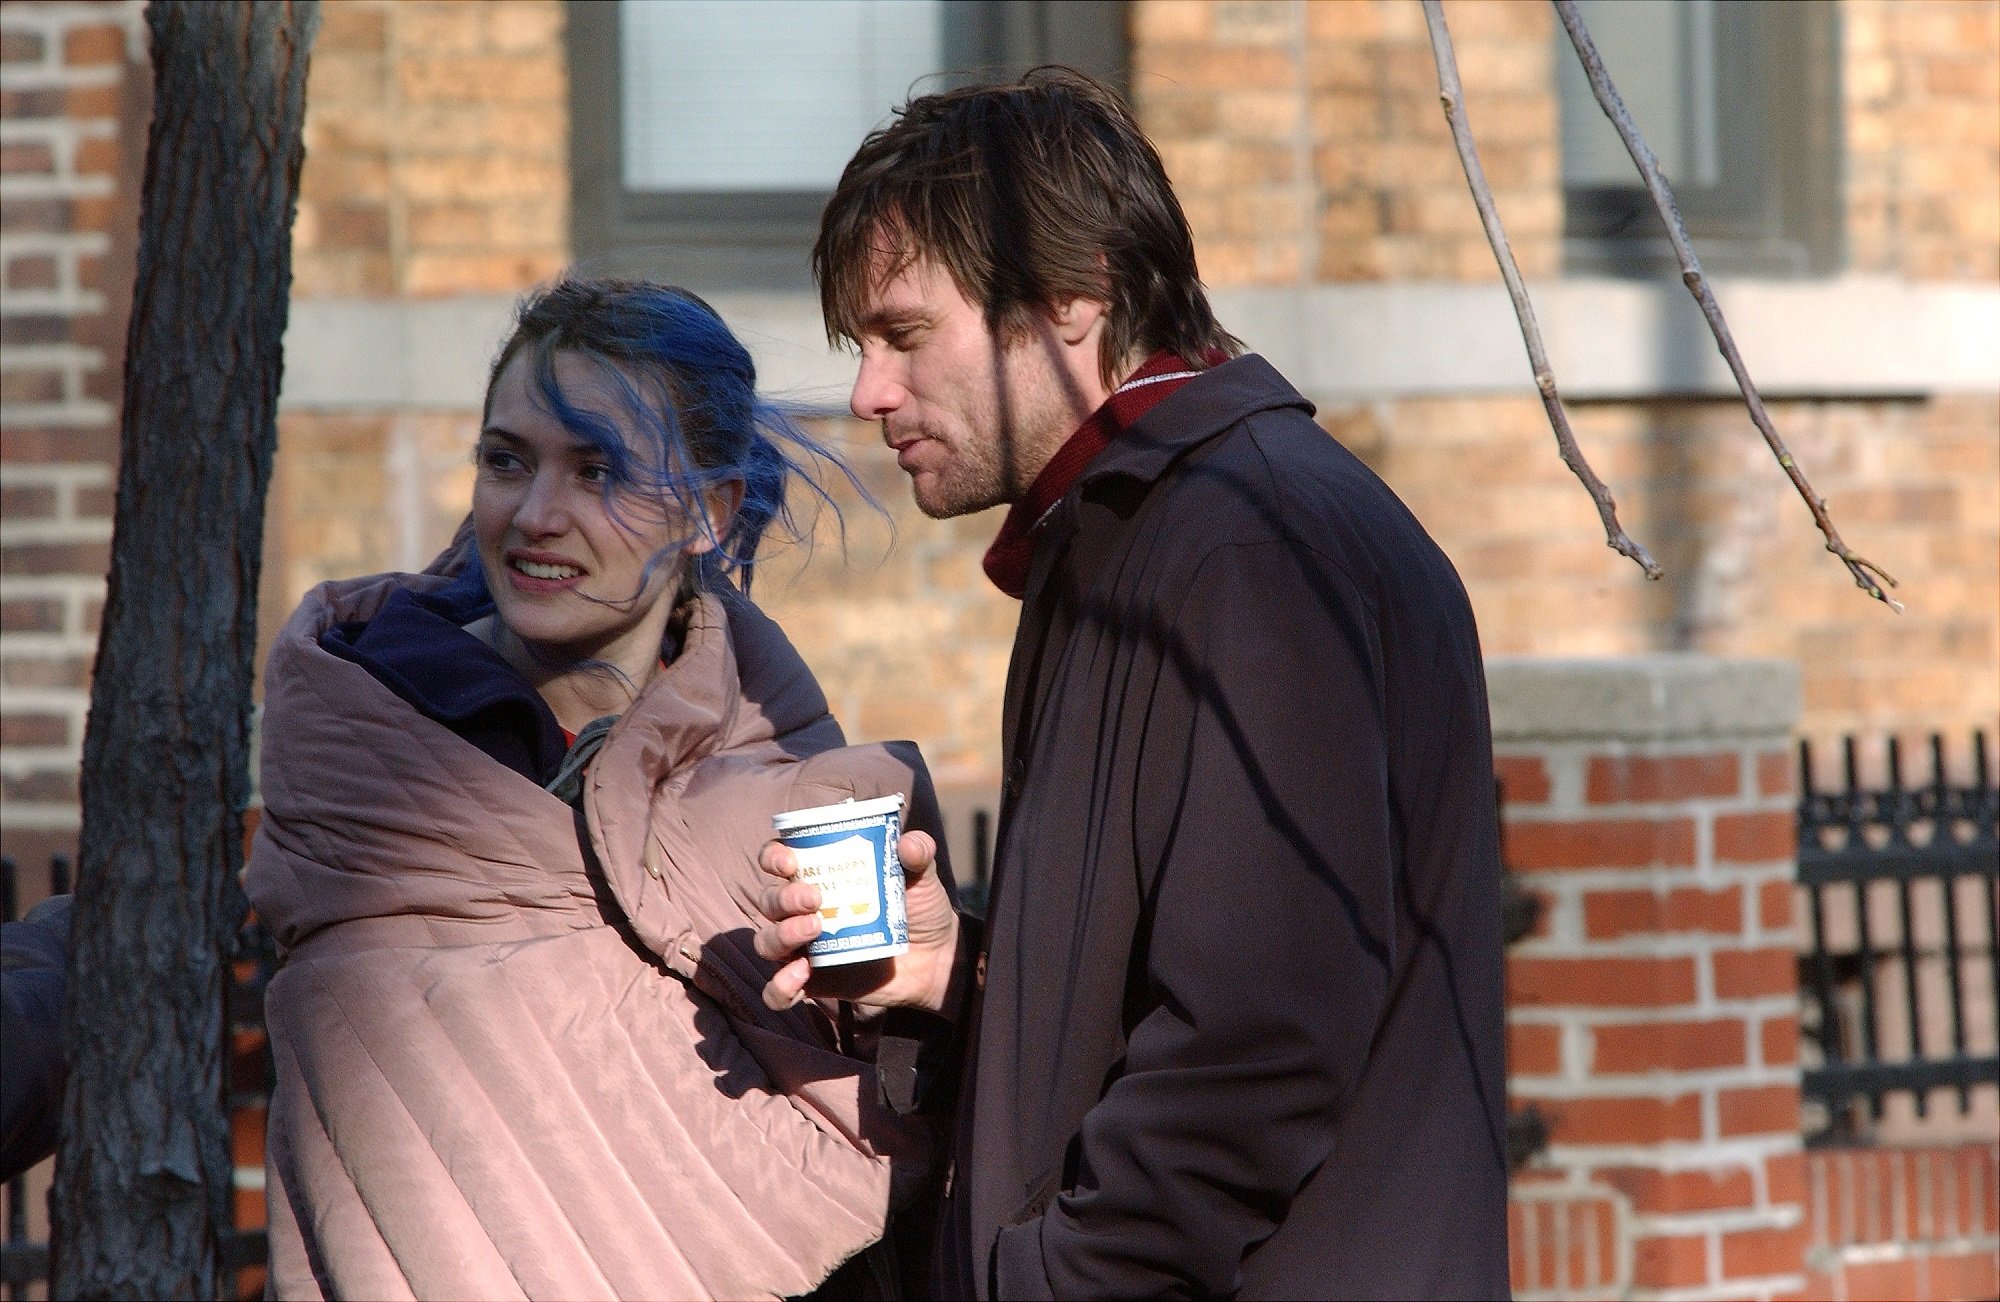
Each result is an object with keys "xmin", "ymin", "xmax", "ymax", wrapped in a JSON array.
[{"xmin": 473, "ymin": 348, "xmax": 724, "ymax": 671}]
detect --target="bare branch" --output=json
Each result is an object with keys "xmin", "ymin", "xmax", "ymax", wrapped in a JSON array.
[
  {"xmin": 1420, "ymin": 0, "xmax": 1662, "ymax": 580},
  {"xmin": 1551, "ymin": 0, "xmax": 1901, "ymax": 611}
]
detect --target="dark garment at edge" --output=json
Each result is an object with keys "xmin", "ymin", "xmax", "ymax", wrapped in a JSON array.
[
  {"xmin": 2, "ymin": 893, "xmax": 73, "ymax": 1180},
  {"xmin": 930, "ymin": 355, "xmax": 1511, "ymax": 1299}
]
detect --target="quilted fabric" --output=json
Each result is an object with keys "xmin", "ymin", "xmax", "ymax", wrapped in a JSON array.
[{"xmin": 248, "ymin": 573, "xmax": 940, "ymax": 1300}]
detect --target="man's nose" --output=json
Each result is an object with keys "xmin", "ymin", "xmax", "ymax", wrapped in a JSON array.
[{"xmin": 850, "ymin": 354, "xmax": 905, "ymax": 424}]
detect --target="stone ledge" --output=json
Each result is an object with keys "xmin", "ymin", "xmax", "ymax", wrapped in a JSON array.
[{"xmin": 1487, "ymin": 655, "xmax": 1801, "ymax": 743}]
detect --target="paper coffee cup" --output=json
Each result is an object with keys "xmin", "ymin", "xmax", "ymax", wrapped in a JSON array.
[{"xmin": 772, "ymin": 793, "xmax": 909, "ymax": 967}]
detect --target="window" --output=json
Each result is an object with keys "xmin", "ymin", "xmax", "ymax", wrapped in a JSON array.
[
  {"xmin": 569, "ymin": 0, "xmax": 1128, "ymax": 291},
  {"xmin": 1558, "ymin": 0, "xmax": 1842, "ymax": 276}
]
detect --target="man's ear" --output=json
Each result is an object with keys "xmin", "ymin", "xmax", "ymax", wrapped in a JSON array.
[{"xmin": 1048, "ymin": 296, "xmax": 1109, "ymax": 347}]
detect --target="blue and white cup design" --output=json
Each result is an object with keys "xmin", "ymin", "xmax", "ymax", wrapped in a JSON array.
[{"xmin": 773, "ymin": 793, "xmax": 909, "ymax": 968}]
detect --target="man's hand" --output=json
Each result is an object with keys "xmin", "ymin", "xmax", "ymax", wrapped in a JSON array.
[{"xmin": 755, "ymin": 829, "xmax": 964, "ymax": 1016}]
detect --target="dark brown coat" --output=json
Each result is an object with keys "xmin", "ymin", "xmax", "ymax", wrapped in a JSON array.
[{"xmin": 934, "ymin": 356, "xmax": 1511, "ymax": 1299}]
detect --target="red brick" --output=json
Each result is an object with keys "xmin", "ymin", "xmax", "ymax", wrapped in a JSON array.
[
  {"xmin": 1760, "ymin": 1013, "xmax": 1801, "ymax": 1067},
  {"xmin": 74, "ymin": 484, "xmax": 116, "ymax": 519},
  {"xmin": 1585, "ymin": 885, "xmax": 1742, "ymax": 939},
  {"xmin": 0, "ymin": 30, "xmax": 47, "ymax": 64},
  {"xmin": 1494, "ymin": 753, "xmax": 1551, "ymax": 804},
  {"xmin": 1596, "ymin": 1164, "xmax": 1756, "ymax": 1214},
  {"xmin": 1759, "ymin": 879, "xmax": 1798, "ymax": 931},
  {"xmin": 1715, "ymin": 811, "xmax": 1795, "ymax": 864},
  {"xmin": 1632, "ymin": 1232, "xmax": 1710, "ymax": 1288},
  {"xmin": 1507, "ymin": 1020, "xmax": 1562, "ymax": 1075},
  {"xmin": 1541, "ymin": 1092, "xmax": 1704, "ymax": 1144},
  {"xmin": 0, "ymin": 482, "xmax": 58, "ymax": 517},
  {"xmin": 1719, "ymin": 1084, "xmax": 1801, "ymax": 1137},
  {"xmin": 1593, "ymin": 1017, "xmax": 1747, "ymax": 1073},
  {"xmin": 1588, "ymin": 752, "xmax": 1740, "ymax": 804},
  {"xmin": 0, "ymin": 195, "xmax": 67, "ymax": 233},
  {"xmin": 230, "ymin": 1104, "xmax": 267, "ymax": 1168},
  {"xmin": 1714, "ymin": 947, "xmax": 1797, "ymax": 999},
  {"xmin": 0, "ymin": 367, "xmax": 65, "ymax": 404},
  {"xmin": 1, "ymin": 426, "xmax": 120, "ymax": 465},
  {"xmin": 3, "ymin": 252, "xmax": 59, "ymax": 290},
  {"xmin": 0, "ymin": 652, "xmax": 90, "ymax": 690},
  {"xmin": 1757, "ymin": 749, "xmax": 1794, "ymax": 799},
  {"xmin": 1842, "ymin": 1256, "xmax": 1920, "ymax": 1299},
  {"xmin": 1778, "ymin": 1267, "xmax": 1839, "ymax": 1302},
  {"xmin": 1766, "ymin": 1150, "xmax": 1806, "ymax": 1207},
  {"xmin": 0, "ymin": 141, "xmax": 56, "ymax": 175},
  {"xmin": 0, "ymin": 540, "xmax": 111, "ymax": 578},
  {"xmin": 1508, "ymin": 955, "xmax": 1699, "ymax": 1009},
  {"xmin": 0, "ymin": 598, "xmax": 65, "ymax": 632},
  {"xmin": 73, "ymin": 135, "xmax": 119, "ymax": 177},
  {"xmin": 1505, "ymin": 816, "xmax": 1698, "ymax": 870},
  {"xmin": 1926, "ymin": 1248, "xmax": 2000, "ymax": 1300},
  {"xmin": 1720, "ymin": 1222, "xmax": 1809, "ymax": 1280},
  {"xmin": 0, "ymin": 713, "xmax": 70, "ymax": 747},
  {"xmin": 63, "ymin": 23, "xmax": 126, "ymax": 68},
  {"xmin": 64, "ymin": 82, "xmax": 120, "ymax": 119},
  {"xmin": 2, "ymin": 769, "xmax": 78, "ymax": 805}
]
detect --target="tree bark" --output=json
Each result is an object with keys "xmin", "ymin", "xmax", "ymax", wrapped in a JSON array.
[{"xmin": 52, "ymin": 3, "xmax": 317, "ymax": 1297}]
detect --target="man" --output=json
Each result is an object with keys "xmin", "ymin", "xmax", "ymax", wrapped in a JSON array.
[{"xmin": 758, "ymin": 68, "xmax": 1510, "ymax": 1299}]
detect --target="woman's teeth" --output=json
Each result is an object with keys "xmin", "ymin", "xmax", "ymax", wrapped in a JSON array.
[{"xmin": 514, "ymin": 559, "xmax": 581, "ymax": 580}]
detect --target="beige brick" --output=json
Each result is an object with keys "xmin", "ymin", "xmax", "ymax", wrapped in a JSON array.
[
  {"xmin": 1225, "ymin": 88, "xmax": 1307, "ymax": 141},
  {"xmin": 406, "ymin": 201, "xmax": 491, "ymax": 249},
  {"xmin": 404, "ymin": 250, "xmax": 563, "ymax": 296},
  {"xmin": 1132, "ymin": 0, "xmax": 1215, "ymax": 45},
  {"xmin": 395, "ymin": 153, "xmax": 566, "ymax": 204},
  {"xmin": 319, "ymin": 1, "xmax": 389, "ymax": 56},
  {"xmin": 1304, "ymin": 0, "xmax": 1383, "ymax": 42},
  {"xmin": 392, "ymin": 2, "xmax": 486, "ymax": 56},
  {"xmin": 484, "ymin": 1, "xmax": 565, "ymax": 54},
  {"xmin": 306, "ymin": 51, "xmax": 388, "ymax": 105},
  {"xmin": 1213, "ymin": 0, "xmax": 1295, "ymax": 47},
  {"xmin": 397, "ymin": 55, "xmax": 564, "ymax": 106}
]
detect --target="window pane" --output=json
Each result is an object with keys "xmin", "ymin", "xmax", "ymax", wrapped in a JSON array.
[
  {"xmin": 1559, "ymin": 0, "xmax": 1721, "ymax": 190},
  {"xmin": 620, "ymin": 0, "xmax": 946, "ymax": 193}
]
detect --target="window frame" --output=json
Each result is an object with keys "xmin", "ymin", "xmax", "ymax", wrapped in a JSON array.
[
  {"xmin": 1559, "ymin": 0, "xmax": 1844, "ymax": 278},
  {"xmin": 567, "ymin": 0, "xmax": 1129, "ymax": 290}
]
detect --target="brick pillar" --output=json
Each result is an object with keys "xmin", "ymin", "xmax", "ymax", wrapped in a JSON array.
[{"xmin": 1490, "ymin": 656, "xmax": 1807, "ymax": 1302}]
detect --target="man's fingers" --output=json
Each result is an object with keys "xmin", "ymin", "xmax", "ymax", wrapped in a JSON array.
[
  {"xmin": 761, "ymin": 956, "xmax": 812, "ymax": 1010},
  {"xmin": 759, "ymin": 840, "xmax": 800, "ymax": 880},
  {"xmin": 897, "ymin": 829, "xmax": 936, "ymax": 875},
  {"xmin": 753, "ymin": 883, "xmax": 823, "ymax": 960}
]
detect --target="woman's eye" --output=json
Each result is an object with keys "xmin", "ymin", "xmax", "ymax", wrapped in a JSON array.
[
  {"xmin": 578, "ymin": 462, "xmax": 613, "ymax": 485},
  {"xmin": 478, "ymin": 446, "xmax": 525, "ymax": 474}
]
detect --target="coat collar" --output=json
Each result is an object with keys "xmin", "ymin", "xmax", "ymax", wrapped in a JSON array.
[{"xmin": 1074, "ymin": 353, "xmax": 1315, "ymax": 498}]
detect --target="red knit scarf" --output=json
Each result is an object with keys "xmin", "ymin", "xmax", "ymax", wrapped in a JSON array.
[{"xmin": 980, "ymin": 350, "xmax": 1208, "ymax": 598}]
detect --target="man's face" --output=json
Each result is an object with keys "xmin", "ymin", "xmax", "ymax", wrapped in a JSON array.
[{"xmin": 847, "ymin": 254, "xmax": 1081, "ymax": 519}]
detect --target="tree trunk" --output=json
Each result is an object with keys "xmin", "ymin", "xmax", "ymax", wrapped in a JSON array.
[{"xmin": 52, "ymin": 3, "xmax": 317, "ymax": 1296}]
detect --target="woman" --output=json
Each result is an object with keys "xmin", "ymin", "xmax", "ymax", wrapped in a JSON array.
[{"xmin": 247, "ymin": 279, "xmax": 948, "ymax": 1300}]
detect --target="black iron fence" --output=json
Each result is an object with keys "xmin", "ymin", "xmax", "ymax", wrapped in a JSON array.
[{"xmin": 1797, "ymin": 732, "xmax": 2000, "ymax": 1142}]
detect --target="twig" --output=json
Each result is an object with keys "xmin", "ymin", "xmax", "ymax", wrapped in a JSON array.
[
  {"xmin": 1419, "ymin": 0, "xmax": 1662, "ymax": 579},
  {"xmin": 1551, "ymin": 0, "xmax": 1901, "ymax": 611}
]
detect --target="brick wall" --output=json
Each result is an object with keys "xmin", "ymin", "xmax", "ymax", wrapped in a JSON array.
[
  {"xmin": 292, "ymin": 0, "xmax": 567, "ymax": 297},
  {"xmin": 0, "ymin": 0, "xmax": 144, "ymax": 880},
  {"xmin": 1348, "ymin": 393, "xmax": 2000, "ymax": 755},
  {"xmin": 1134, "ymin": 0, "xmax": 1559, "ymax": 285},
  {"xmin": 1801, "ymin": 1141, "xmax": 2000, "ymax": 1301},
  {"xmin": 1492, "ymin": 657, "xmax": 1809, "ymax": 1301},
  {"xmin": 1846, "ymin": 0, "xmax": 2000, "ymax": 280}
]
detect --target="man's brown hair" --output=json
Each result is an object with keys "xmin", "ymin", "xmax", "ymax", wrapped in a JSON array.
[{"xmin": 814, "ymin": 66, "xmax": 1241, "ymax": 386}]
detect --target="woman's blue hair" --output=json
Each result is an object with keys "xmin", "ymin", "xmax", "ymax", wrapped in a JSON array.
[{"xmin": 452, "ymin": 276, "xmax": 863, "ymax": 605}]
